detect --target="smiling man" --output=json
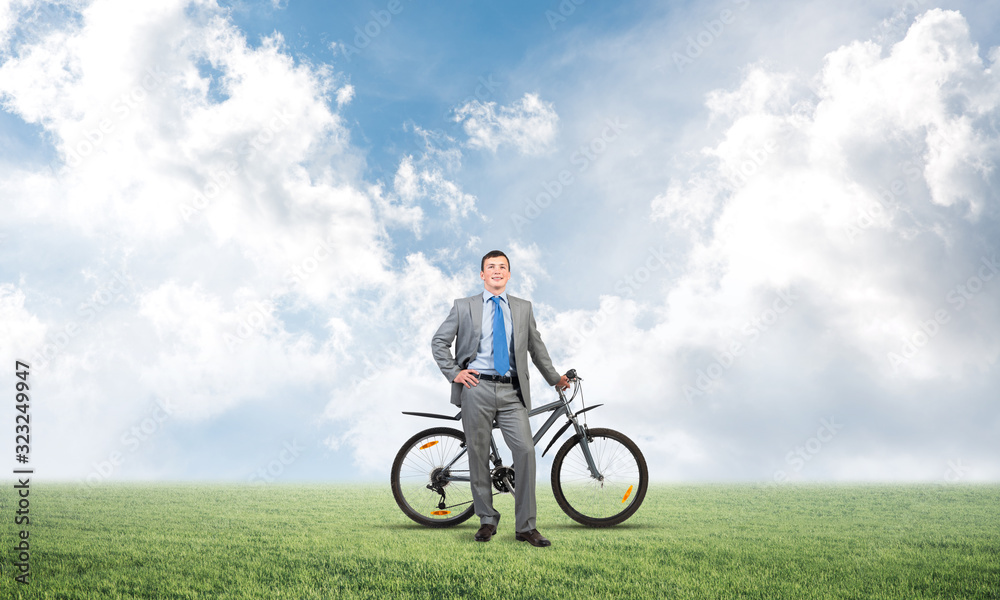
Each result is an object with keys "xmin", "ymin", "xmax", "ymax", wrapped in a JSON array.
[{"xmin": 432, "ymin": 250, "xmax": 569, "ymax": 546}]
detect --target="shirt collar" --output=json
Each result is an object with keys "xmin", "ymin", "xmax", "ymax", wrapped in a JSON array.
[{"xmin": 482, "ymin": 289, "xmax": 508, "ymax": 304}]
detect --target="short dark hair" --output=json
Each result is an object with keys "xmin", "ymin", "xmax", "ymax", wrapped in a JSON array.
[{"xmin": 481, "ymin": 250, "xmax": 510, "ymax": 272}]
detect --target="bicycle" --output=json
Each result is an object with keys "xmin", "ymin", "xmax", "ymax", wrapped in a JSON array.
[{"xmin": 390, "ymin": 369, "xmax": 647, "ymax": 527}]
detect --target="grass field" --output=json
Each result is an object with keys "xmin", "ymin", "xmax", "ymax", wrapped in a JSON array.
[{"xmin": 1, "ymin": 482, "xmax": 998, "ymax": 599}]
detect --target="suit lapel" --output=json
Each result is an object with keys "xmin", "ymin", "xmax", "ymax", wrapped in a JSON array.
[
  {"xmin": 470, "ymin": 294, "xmax": 483, "ymax": 339},
  {"xmin": 509, "ymin": 296, "xmax": 522, "ymax": 352}
]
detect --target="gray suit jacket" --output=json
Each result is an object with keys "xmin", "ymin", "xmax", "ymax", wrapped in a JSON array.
[{"xmin": 432, "ymin": 293, "xmax": 562, "ymax": 411}]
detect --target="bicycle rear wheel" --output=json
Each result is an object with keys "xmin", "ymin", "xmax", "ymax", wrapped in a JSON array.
[
  {"xmin": 551, "ymin": 427, "xmax": 647, "ymax": 527},
  {"xmin": 391, "ymin": 427, "xmax": 476, "ymax": 527}
]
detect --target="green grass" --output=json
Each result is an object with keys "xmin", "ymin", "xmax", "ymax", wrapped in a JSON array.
[{"xmin": 1, "ymin": 483, "xmax": 998, "ymax": 599}]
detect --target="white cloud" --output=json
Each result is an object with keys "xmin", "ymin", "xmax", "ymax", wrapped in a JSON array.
[
  {"xmin": 0, "ymin": 284, "xmax": 47, "ymax": 367},
  {"xmin": 373, "ymin": 125, "xmax": 480, "ymax": 235},
  {"xmin": 506, "ymin": 241, "xmax": 547, "ymax": 300},
  {"xmin": 389, "ymin": 153, "xmax": 477, "ymax": 227},
  {"xmin": 335, "ymin": 83, "xmax": 354, "ymax": 106},
  {"xmin": 135, "ymin": 280, "xmax": 341, "ymax": 420},
  {"xmin": 535, "ymin": 8, "xmax": 1000, "ymax": 481},
  {"xmin": 638, "ymin": 9, "xmax": 1000, "ymax": 380},
  {"xmin": 3, "ymin": 1, "xmax": 998, "ymax": 484},
  {"xmin": 320, "ymin": 252, "xmax": 473, "ymax": 471},
  {"xmin": 0, "ymin": 0, "xmax": 442, "ymax": 478},
  {"xmin": 453, "ymin": 92, "xmax": 559, "ymax": 155}
]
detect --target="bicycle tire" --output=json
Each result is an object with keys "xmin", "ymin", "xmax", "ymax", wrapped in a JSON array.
[
  {"xmin": 551, "ymin": 427, "xmax": 648, "ymax": 527},
  {"xmin": 391, "ymin": 427, "xmax": 476, "ymax": 527}
]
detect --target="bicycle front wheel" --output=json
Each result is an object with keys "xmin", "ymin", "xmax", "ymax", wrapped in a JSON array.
[
  {"xmin": 391, "ymin": 427, "xmax": 476, "ymax": 527},
  {"xmin": 551, "ymin": 427, "xmax": 647, "ymax": 527}
]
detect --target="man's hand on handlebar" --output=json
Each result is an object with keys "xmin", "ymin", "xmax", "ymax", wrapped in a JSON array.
[
  {"xmin": 556, "ymin": 375, "xmax": 570, "ymax": 391},
  {"xmin": 453, "ymin": 369, "xmax": 480, "ymax": 388}
]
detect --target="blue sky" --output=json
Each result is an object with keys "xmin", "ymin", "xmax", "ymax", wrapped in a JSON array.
[{"xmin": 2, "ymin": 0, "xmax": 999, "ymax": 484}]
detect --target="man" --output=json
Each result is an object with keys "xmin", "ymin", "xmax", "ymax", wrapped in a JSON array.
[{"xmin": 432, "ymin": 250, "xmax": 568, "ymax": 547}]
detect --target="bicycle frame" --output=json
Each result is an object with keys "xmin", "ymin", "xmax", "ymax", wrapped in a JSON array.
[{"xmin": 402, "ymin": 379, "xmax": 605, "ymax": 484}]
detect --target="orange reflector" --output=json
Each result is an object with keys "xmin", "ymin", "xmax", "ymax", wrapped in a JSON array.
[
  {"xmin": 431, "ymin": 510, "xmax": 451, "ymax": 516},
  {"xmin": 419, "ymin": 441, "xmax": 439, "ymax": 450},
  {"xmin": 622, "ymin": 485, "xmax": 634, "ymax": 503}
]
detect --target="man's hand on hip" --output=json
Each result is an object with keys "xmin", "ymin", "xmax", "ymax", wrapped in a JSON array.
[{"xmin": 454, "ymin": 369, "xmax": 480, "ymax": 388}]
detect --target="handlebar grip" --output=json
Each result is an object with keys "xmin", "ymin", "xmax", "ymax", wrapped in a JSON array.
[{"xmin": 564, "ymin": 368, "xmax": 577, "ymax": 380}]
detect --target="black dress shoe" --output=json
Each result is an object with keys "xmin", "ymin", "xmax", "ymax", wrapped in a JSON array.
[
  {"xmin": 515, "ymin": 529, "xmax": 551, "ymax": 547},
  {"xmin": 474, "ymin": 523, "xmax": 497, "ymax": 542}
]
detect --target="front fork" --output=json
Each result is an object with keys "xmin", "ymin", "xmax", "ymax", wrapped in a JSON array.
[
  {"xmin": 572, "ymin": 421, "xmax": 604, "ymax": 482},
  {"xmin": 558, "ymin": 387, "xmax": 603, "ymax": 482}
]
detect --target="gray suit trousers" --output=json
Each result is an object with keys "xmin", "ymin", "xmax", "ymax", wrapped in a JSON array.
[{"xmin": 460, "ymin": 380, "xmax": 536, "ymax": 533}]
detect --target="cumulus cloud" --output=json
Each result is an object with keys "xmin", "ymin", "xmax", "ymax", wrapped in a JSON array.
[
  {"xmin": 379, "ymin": 125, "xmax": 479, "ymax": 235},
  {"xmin": 320, "ymin": 252, "xmax": 473, "ymax": 472},
  {"xmin": 392, "ymin": 154, "xmax": 476, "ymax": 223},
  {"xmin": 505, "ymin": 241, "xmax": 547, "ymax": 300},
  {"xmin": 3, "ymin": 1, "xmax": 998, "ymax": 484},
  {"xmin": 666, "ymin": 8, "xmax": 1000, "ymax": 378},
  {"xmin": 0, "ymin": 284, "xmax": 47, "ymax": 366},
  {"xmin": 0, "ymin": 0, "xmax": 449, "ymax": 478},
  {"xmin": 453, "ymin": 92, "xmax": 559, "ymax": 155},
  {"xmin": 542, "ymin": 8, "xmax": 1000, "ymax": 481}
]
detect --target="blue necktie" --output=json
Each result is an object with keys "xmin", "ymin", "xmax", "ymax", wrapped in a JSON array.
[{"xmin": 491, "ymin": 296, "xmax": 510, "ymax": 375}]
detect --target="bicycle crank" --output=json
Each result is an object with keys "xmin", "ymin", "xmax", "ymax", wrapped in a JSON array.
[{"xmin": 491, "ymin": 466, "xmax": 515, "ymax": 493}]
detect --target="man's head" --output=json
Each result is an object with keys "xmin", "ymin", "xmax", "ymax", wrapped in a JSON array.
[{"xmin": 480, "ymin": 250, "xmax": 510, "ymax": 295}]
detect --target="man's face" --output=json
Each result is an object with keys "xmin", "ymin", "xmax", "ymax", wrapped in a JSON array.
[{"xmin": 481, "ymin": 256, "xmax": 510, "ymax": 294}]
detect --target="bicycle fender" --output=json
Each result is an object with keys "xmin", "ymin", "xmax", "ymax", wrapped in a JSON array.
[
  {"xmin": 401, "ymin": 411, "xmax": 462, "ymax": 421},
  {"xmin": 540, "ymin": 404, "xmax": 604, "ymax": 457},
  {"xmin": 542, "ymin": 421, "xmax": 574, "ymax": 457},
  {"xmin": 575, "ymin": 404, "xmax": 603, "ymax": 418}
]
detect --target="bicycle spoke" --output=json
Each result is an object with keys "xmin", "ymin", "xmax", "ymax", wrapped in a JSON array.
[
  {"xmin": 391, "ymin": 429, "xmax": 476, "ymax": 526},
  {"xmin": 552, "ymin": 429, "xmax": 647, "ymax": 525}
]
